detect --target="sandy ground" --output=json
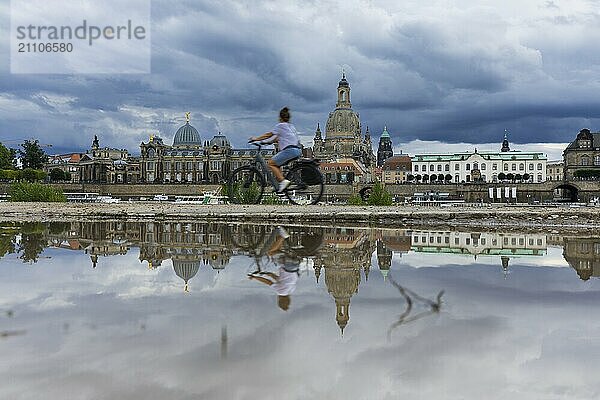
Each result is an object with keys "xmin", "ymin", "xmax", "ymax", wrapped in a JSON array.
[{"xmin": 1, "ymin": 201, "xmax": 600, "ymax": 231}]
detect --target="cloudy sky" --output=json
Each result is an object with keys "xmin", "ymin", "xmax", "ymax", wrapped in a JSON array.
[{"xmin": 2, "ymin": 0, "xmax": 600, "ymax": 159}]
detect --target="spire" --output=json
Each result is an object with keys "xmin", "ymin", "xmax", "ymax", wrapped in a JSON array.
[
  {"xmin": 501, "ymin": 129, "xmax": 510, "ymax": 152},
  {"xmin": 314, "ymin": 123, "xmax": 322, "ymax": 141}
]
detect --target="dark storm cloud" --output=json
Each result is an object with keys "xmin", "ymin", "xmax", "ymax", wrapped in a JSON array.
[{"xmin": 1, "ymin": 0, "xmax": 600, "ymax": 153}]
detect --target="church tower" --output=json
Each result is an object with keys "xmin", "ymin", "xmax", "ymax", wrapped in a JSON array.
[
  {"xmin": 501, "ymin": 131, "xmax": 510, "ymax": 152},
  {"xmin": 336, "ymin": 71, "xmax": 351, "ymax": 109},
  {"xmin": 377, "ymin": 126, "xmax": 394, "ymax": 167}
]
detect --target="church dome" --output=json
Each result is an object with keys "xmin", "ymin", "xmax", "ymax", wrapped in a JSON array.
[
  {"xmin": 325, "ymin": 108, "xmax": 361, "ymax": 138},
  {"xmin": 173, "ymin": 119, "xmax": 201, "ymax": 146}
]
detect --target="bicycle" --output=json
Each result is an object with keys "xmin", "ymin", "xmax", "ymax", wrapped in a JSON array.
[{"xmin": 227, "ymin": 142, "xmax": 324, "ymax": 205}]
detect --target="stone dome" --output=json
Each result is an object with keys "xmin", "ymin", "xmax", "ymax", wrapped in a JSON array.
[
  {"xmin": 325, "ymin": 108, "xmax": 361, "ymax": 138},
  {"xmin": 173, "ymin": 122, "xmax": 201, "ymax": 146}
]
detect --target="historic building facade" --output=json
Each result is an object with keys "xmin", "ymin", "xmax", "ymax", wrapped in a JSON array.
[
  {"xmin": 139, "ymin": 113, "xmax": 274, "ymax": 184},
  {"xmin": 547, "ymin": 160, "xmax": 564, "ymax": 182},
  {"xmin": 313, "ymin": 74, "xmax": 376, "ymax": 183},
  {"xmin": 79, "ymin": 136, "xmax": 140, "ymax": 184},
  {"xmin": 381, "ymin": 154, "xmax": 412, "ymax": 184},
  {"xmin": 410, "ymin": 136, "xmax": 547, "ymax": 184},
  {"xmin": 563, "ymin": 128, "xmax": 600, "ymax": 181}
]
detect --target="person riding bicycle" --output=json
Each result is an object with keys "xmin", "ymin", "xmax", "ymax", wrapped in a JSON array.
[{"xmin": 249, "ymin": 107, "xmax": 301, "ymax": 193}]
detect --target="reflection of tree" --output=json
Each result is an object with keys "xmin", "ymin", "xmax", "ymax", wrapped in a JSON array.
[
  {"xmin": 18, "ymin": 232, "xmax": 46, "ymax": 263},
  {"xmin": 387, "ymin": 273, "xmax": 444, "ymax": 341},
  {"xmin": 0, "ymin": 232, "xmax": 16, "ymax": 258}
]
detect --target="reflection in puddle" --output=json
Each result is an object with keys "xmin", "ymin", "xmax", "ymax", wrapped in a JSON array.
[
  {"xmin": 387, "ymin": 272, "xmax": 444, "ymax": 341},
  {"xmin": 1, "ymin": 221, "xmax": 600, "ymax": 398}
]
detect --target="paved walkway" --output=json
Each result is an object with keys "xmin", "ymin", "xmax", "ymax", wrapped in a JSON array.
[{"xmin": 0, "ymin": 202, "xmax": 599, "ymax": 230}]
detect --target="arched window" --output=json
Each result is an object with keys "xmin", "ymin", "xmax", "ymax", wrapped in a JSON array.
[
  {"xmin": 504, "ymin": 164, "xmax": 508, "ymax": 171},
  {"xmin": 430, "ymin": 164, "xmax": 434, "ymax": 171},
  {"xmin": 537, "ymin": 174, "xmax": 543, "ymax": 182},
  {"xmin": 481, "ymin": 163, "xmax": 486, "ymax": 170},
  {"xmin": 445, "ymin": 164, "xmax": 450, "ymax": 171},
  {"xmin": 537, "ymin": 163, "xmax": 543, "ymax": 170},
  {"xmin": 414, "ymin": 165, "xmax": 419, "ymax": 172},
  {"xmin": 519, "ymin": 163, "xmax": 525, "ymax": 171},
  {"xmin": 595, "ymin": 156, "xmax": 600, "ymax": 166},
  {"xmin": 581, "ymin": 155, "xmax": 590, "ymax": 166},
  {"xmin": 341, "ymin": 90, "xmax": 346, "ymax": 101},
  {"xmin": 473, "ymin": 162, "xmax": 478, "ymax": 170}
]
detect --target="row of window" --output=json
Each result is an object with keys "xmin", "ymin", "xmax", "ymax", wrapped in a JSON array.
[
  {"xmin": 413, "ymin": 236, "xmax": 544, "ymax": 246},
  {"xmin": 146, "ymin": 161, "xmax": 223, "ymax": 171},
  {"xmin": 578, "ymin": 155, "xmax": 600, "ymax": 166},
  {"xmin": 414, "ymin": 174, "xmax": 544, "ymax": 183},
  {"xmin": 414, "ymin": 162, "xmax": 544, "ymax": 172}
]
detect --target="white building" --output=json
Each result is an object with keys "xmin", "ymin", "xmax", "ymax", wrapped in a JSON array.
[{"xmin": 410, "ymin": 150, "xmax": 547, "ymax": 184}]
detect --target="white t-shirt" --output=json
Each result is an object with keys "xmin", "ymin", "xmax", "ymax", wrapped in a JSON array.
[
  {"xmin": 271, "ymin": 267, "xmax": 298, "ymax": 296},
  {"xmin": 270, "ymin": 122, "xmax": 300, "ymax": 150}
]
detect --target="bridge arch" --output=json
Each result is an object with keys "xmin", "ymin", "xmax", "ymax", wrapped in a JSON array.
[{"xmin": 553, "ymin": 183, "xmax": 579, "ymax": 202}]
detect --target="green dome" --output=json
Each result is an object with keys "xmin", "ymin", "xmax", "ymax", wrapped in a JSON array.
[{"xmin": 173, "ymin": 122, "xmax": 201, "ymax": 146}]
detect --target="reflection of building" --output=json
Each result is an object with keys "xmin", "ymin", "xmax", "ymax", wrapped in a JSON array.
[
  {"xmin": 314, "ymin": 228, "xmax": 375, "ymax": 334},
  {"xmin": 411, "ymin": 135, "xmax": 547, "ymax": 184},
  {"xmin": 563, "ymin": 128, "xmax": 600, "ymax": 181},
  {"xmin": 411, "ymin": 231, "xmax": 546, "ymax": 257},
  {"xmin": 313, "ymin": 74, "xmax": 375, "ymax": 183},
  {"xmin": 139, "ymin": 114, "xmax": 274, "ymax": 184},
  {"xmin": 563, "ymin": 238, "xmax": 600, "ymax": 280}
]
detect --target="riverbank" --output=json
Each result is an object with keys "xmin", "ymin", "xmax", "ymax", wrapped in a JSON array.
[{"xmin": 1, "ymin": 202, "xmax": 599, "ymax": 231}]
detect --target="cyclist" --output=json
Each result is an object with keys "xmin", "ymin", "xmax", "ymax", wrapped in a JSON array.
[{"xmin": 249, "ymin": 107, "xmax": 301, "ymax": 193}]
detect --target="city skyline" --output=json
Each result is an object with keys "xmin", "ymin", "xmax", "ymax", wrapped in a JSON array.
[{"xmin": 2, "ymin": 1, "xmax": 599, "ymax": 161}]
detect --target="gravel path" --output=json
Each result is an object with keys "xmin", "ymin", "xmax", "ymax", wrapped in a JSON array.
[{"xmin": 1, "ymin": 202, "xmax": 600, "ymax": 231}]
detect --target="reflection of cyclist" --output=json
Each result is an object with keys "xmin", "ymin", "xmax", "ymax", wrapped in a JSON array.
[
  {"xmin": 249, "ymin": 107, "xmax": 301, "ymax": 193},
  {"xmin": 248, "ymin": 226, "xmax": 300, "ymax": 311}
]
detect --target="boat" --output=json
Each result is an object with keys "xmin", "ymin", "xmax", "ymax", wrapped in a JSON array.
[{"xmin": 152, "ymin": 194, "xmax": 169, "ymax": 201}]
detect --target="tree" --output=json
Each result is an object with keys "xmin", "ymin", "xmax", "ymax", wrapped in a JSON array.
[
  {"xmin": 0, "ymin": 142, "xmax": 15, "ymax": 169},
  {"xmin": 445, "ymin": 174, "xmax": 452, "ymax": 183},
  {"xmin": 19, "ymin": 140, "xmax": 48, "ymax": 170},
  {"xmin": 506, "ymin": 173, "xmax": 515, "ymax": 181},
  {"xmin": 366, "ymin": 182, "xmax": 393, "ymax": 206},
  {"xmin": 522, "ymin": 173, "xmax": 531, "ymax": 182},
  {"xmin": 49, "ymin": 168, "xmax": 66, "ymax": 181},
  {"xmin": 498, "ymin": 172, "xmax": 506, "ymax": 181}
]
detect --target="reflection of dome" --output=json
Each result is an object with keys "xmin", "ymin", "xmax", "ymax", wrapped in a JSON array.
[
  {"xmin": 173, "ymin": 122, "xmax": 201, "ymax": 146},
  {"xmin": 172, "ymin": 259, "xmax": 200, "ymax": 291}
]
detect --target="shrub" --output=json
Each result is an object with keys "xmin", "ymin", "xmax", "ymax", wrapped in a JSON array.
[
  {"xmin": 366, "ymin": 182, "xmax": 393, "ymax": 206},
  {"xmin": 347, "ymin": 193, "xmax": 365, "ymax": 205},
  {"xmin": 8, "ymin": 182, "xmax": 66, "ymax": 202},
  {"xmin": 0, "ymin": 169, "xmax": 19, "ymax": 181}
]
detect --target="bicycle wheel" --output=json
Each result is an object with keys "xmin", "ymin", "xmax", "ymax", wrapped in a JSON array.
[
  {"xmin": 284, "ymin": 163, "xmax": 324, "ymax": 205},
  {"xmin": 227, "ymin": 166, "xmax": 265, "ymax": 204}
]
